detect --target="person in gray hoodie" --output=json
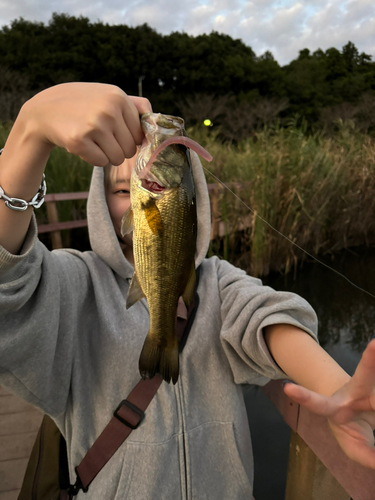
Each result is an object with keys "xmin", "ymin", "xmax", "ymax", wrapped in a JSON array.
[{"xmin": 1, "ymin": 83, "xmax": 375, "ymax": 499}]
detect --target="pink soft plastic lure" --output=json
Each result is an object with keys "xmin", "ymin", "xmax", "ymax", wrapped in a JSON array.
[{"xmin": 138, "ymin": 136, "xmax": 212, "ymax": 180}]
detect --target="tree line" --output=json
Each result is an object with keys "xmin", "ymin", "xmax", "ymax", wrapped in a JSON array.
[{"xmin": 0, "ymin": 13, "xmax": 374, "ymax": 136}]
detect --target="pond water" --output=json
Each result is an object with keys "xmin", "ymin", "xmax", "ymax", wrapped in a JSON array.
[{"xmin": 242, "ymin": 245, "xmax": 375, "ymax": 500}]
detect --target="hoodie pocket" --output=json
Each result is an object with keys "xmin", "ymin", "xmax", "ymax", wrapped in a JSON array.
[
  {"xmin": 187, "ymin": 421, "xmax": 253, "ymax": 500},
  {"xmin": 84, "ymin": 449, "xmax": 136, "ymax": 500},
  {"xmin": 114, "ymin": 435, "xmax": 183, "ymax": 500}
]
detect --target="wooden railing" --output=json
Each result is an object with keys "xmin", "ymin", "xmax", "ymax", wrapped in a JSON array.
[
  {"xmin": 39, "ymin": 185, "xmax": 233, "ymax": 248},
  {"xmin": 39, "ymin": 184, "xmax": 251, "ymax": 249},
  {"xmin": 262, "ymin": 380, "xmax": 375, "ymax": 500},
  {"xmin": 38, "ymin": 190, "xmax": 375, "ymax": 499},
  {"xmin": 38, "ymin": 192, "xmax": 89, "ymax": 249}
]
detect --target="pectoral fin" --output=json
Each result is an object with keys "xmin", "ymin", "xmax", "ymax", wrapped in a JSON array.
[
  {"xmin": 121, "ymin": 207, "xmax": 134, "ymax": 236},
  {"xmin": 126, "ymin": 272, "xmax": 145, "ymax": 309},
  {"xmin": 182, "ymin": 263, "xmax": 196, "ymax": 309},
  {"xmin": 142, "ymin": 199, "xmax": 163, "ymax": 235}
]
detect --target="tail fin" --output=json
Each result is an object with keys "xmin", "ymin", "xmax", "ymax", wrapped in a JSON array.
[{"xmin": 139, "ymin": 332, "xmax": 179, "ymax": 384}]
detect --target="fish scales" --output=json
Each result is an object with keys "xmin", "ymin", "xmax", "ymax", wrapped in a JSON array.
[{"xmin": 135, "ymin": 188, "xmax": 194, "ymax": 335}]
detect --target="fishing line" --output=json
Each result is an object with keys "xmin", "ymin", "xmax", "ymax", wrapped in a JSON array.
[{"xmin": 203, "ymin": 167, "xmax": 375, "ymax": 300}]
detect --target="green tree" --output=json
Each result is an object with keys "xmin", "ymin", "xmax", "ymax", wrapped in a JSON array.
[{"xmin": 0, "ymin": 15, "xmax": 374, "ymax": 126}]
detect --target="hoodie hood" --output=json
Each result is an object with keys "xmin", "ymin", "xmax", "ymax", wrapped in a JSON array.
[{"xmin": 87, "ymin": 150, "xmax": 211, "ymax": 277}]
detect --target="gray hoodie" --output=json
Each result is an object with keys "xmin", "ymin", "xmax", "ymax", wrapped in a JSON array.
[{"xmin": 0, "ymin": 152, "xmax": 318, "ymax": 499}]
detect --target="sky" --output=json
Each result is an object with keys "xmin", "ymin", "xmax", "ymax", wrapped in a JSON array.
[{"xmin": 0, "ymin": 0, "xmax": 374, "ymax": 65}]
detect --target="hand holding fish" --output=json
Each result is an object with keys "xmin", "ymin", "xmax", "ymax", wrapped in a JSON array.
[
  {"xmin": 20, "ymin": 82, "xmax": 152, "ymax": 165},
  {"xmin": 0, "ymin": 82, "xmax": 152, "ymax": 255},
  {"xmin": 283, "ymin": 339, "xmax": 375, "ymax": 469}
]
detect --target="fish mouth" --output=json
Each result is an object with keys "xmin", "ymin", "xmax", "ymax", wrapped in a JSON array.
[{"xmin": 141, "ymin": 178, "xmax": 166, "ymax": 193}]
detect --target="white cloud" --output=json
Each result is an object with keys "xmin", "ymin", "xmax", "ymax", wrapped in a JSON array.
[
  {"xmin": 124, "ymin": 0, "xmax": 197, "ymax": 32},
  {"xmin": 213, "ymin": 10, "xmax": 241, "ymax": 32},
  {"xmin": 265, "ymin": 2, "xmax": 305, "ymax": 37},
  {"xmin": 185, "ymin": 4, "xmax": 218, "ymax": 34},
  {"xmin": 235, "ymin": 0, "xmax": 375, "ymax": 63},
  {"xmin": 212, "ymin": 0, "xmax": 240, "ymax": 10}
]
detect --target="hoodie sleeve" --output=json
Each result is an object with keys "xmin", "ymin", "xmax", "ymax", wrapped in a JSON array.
[
  {"xmin": 216, "ymin": 258, "xmax": 318, "ymax": 385},
  {"xmin": 0, "ymin": 215, "xmax": 90, "ymax": 416}
]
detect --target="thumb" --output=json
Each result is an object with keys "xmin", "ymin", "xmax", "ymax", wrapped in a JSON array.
[
  {"xmin": 283, "ymin": 381, "xmax": 337, "ymax": 417},
  {"xmin": 129, "ymin": 96, "xmax": 153, "ymax": 115}
]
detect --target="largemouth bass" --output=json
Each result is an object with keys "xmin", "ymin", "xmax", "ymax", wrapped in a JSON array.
[{"xmin": 121, "ymin": 113, "xmax": 211, "ymax": 384}]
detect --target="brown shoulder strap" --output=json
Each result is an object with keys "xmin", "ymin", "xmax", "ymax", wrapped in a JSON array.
[{"xmin": 68, "ymin": 375, "xmax": 163, "ymax": 496}]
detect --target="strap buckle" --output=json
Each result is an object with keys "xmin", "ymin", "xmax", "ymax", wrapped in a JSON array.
[
  {"xmin": 67, "ymin": 468, "xmax": 89, "ymax": 498},
  {"xmin": 113, "ymin": 400, "xmax": 144, "ymax": 429}
]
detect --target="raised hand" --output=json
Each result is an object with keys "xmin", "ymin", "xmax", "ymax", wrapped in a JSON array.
[
  {"xmin": 21, "ymin": 82, "xmax": 152, "ymax": 167},
  {"xmin": 0, "ymin": 82, "xmax": 151, "ymax": 255},
  {"xmin": 283, "ymin": 339, "xmax": 375, "ymax": 469}
]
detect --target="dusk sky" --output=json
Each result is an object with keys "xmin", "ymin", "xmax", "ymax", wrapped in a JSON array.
[{"xmin": 0, "ymin": 0, "xmax": 374, "ymax": 65}]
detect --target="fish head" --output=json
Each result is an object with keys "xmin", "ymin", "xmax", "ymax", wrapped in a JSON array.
[
  {"xmin": 133, "ymin": 113, "xmax": 191, "ymax": 198},
  {"xmin": 141, "ymin": 112, "xmax": 185, "ymax": 145}
]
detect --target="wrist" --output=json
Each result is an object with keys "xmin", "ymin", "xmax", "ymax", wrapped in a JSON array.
[
  {"xmin": 15, "ymin": 100, "xmax": 56, "ymax": 155},
  {"xmin": 265, "ymin": 324, "xmax": 350, "ymax": 396}
]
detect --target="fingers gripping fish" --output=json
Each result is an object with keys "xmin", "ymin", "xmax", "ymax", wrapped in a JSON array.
[{"xmin": 121, "ymin": 113, "xmax": 212, "ymax": 384}]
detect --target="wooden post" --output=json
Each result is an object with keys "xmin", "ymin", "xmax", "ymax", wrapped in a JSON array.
[
  {"xmin": 210, "ymin": 186, "xmax": 220, "ymax": 240},
  {"xmin": 285, "ymin": 431, "xmax": 350, "ymax": 500},
  {"xmin": 45, "ymin": 201, "xmax": 63, "ymax": 250},
  {"xmin": 263, "ymin": 380, "xmax": 375, "ymax": 500}
]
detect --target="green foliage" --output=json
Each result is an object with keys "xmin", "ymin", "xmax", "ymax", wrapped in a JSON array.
[
  {"xmin": 2, "ymin": 118, "xmax": 375, "ymax": 274},
  {"xmin": 283, "ymin": 42, "xmax": 375, "ymax": 122},
  {"xmin": 189, "ymin": 121, "xmax": 375, "ymax": 277},
  {"xmin": 1, "ymin": 14, "xmax": 374, "ymax": 260},
  {"xmin": 1, "ymin": 14, "xmax": 374, "ymax": 123},
  {"xmin": 0, "ymin": 121, "xmax": 12, "ymax": 146}
]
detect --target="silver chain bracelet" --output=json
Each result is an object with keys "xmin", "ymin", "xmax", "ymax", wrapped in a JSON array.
[{"xmin": 0, "ymin": 148, "xmax": 47, "ymax": 211}]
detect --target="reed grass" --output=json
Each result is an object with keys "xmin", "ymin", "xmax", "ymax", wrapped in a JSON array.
[
  {"xmin": 2, "ymin": 120, "xmax": 375, "ymax": 277},
  {"xmin": 190, "ymin": 119, "xmax": 375, "ymax": 277}
]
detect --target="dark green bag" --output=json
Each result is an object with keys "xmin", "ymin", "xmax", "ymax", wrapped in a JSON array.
[{"xmin": 18, "ymin": 415, "xmax": 70, "ymax": 500}]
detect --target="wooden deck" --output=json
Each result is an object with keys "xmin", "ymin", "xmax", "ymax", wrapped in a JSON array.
[
  {"xmin": 37, "ymin": 184, "xmax": 246, "ymax": 250},
  {"xmin": 0, "ymin": 386, "xmax": 43, "ymax": 499}
]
